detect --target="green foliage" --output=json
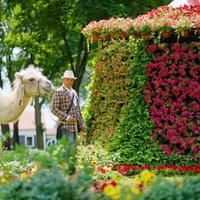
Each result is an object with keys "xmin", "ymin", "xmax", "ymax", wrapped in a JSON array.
[
  {"xmin": 3, "ymin": 0, "xmax": 65, "ymax": 69},
  {"xmin": 85, "ymin": 38, "xmax": 133, "ymax": 143},
  {"xmin": 0, "ymin": 169, "xmax": 69, "ymax": 200},
  {"xmin": 76, "ymin": 142, "xmax": 121, "ymax": 166},
  {"xmin": 85, "ymin": 38, "xmax": 166, "ymax": 164},
  {"xmin": 1, "ymin": 139, "xmax": 200, "ymax": 199},
  {"xmin": 108, "ymin": 40, "xmax": 198, "ymax": 165},
  {"xmin": 83, "ymin": 87, "xmax": 95, "ymax": 134},
  {"xmin": 85, "ymin": 37, "xmax": 198, "ymax": 166},
  {"xmin": 0, "ymin": 139, "xmax": 95, "ymax": 200},
  {"xmin": 74, "ymin": 0, "xmax": 124, "ymax": 23},
  {"xmin": 117, "ymin": 0, "xmax": 171, "ymax": 18},
  {"xmin": 108, "ymin": 39, "xmax": 165, "ymax": 165},
  {"xmin": 0, "ymin": 167, "xmax": 94, "ymax": 200},
  {"xmin": 2, "ymin": 144, "xmax": 56, "ymax": 169},
  {"xmin": 141, "ymin": 176, "xmax": 200, "ymax": 200}
]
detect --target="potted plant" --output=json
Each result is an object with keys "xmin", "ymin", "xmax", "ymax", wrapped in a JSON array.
[
  {"xmin": 106, "ymin": 18, "xmax": 131, "ymax": 39},
  {"xmin": 137, "ymin": 24, "xmax": 152, "ymax": 40},
  {"xmin": 156, "ymin": 26, "xmax": 173, "ymax": 39},
  {"xmin": 173, "ymin": 16, "xmax": 192, "ymax": 37},
  {"xmin": 81, "ymin": 21, "xmax": 100, "ymax": 42},
  {"xmin": 128, "ymin": 24, "xmax": 142, "ymax": 39}
]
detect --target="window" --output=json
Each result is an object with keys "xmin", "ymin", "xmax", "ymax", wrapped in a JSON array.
[{"xmin": 25, "ymin": 135, "xmax": 34, "ymax": 147}]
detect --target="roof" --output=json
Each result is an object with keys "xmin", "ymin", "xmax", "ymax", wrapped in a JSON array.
[
  {"xmin": 18, "ymin": 109, "xmax": 46, "ymax": 130},
  {"xmin": 0, "ymin": 109, "xmax": 46, "ymax": 130}
]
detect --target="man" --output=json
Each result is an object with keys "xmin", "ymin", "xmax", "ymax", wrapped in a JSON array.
[{"xmin": 51, "ymin": 70, "xmax": 86, "ymax": 144}]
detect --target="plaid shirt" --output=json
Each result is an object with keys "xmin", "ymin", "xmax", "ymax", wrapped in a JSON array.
[{"xmin": 51, "ymin": 86, "xmax": 85, "ymax": 132}]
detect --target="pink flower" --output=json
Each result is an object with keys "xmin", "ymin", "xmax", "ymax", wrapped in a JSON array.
[
  {"xmin": 145, "ymin": 42, "xmax": 200, "ymax": 157},
  {"xmin": 160, "ymin": 145, "xmax": 172, "ymax": 155}
]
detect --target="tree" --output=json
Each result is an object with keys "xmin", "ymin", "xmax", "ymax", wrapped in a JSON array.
[
  {"xmin": 1, "ymin": 0, "xmax": 171, "ymax": 148},
  {"xmin": 114, "ymin": 0, "xmax": 172, "ymax": 18}
]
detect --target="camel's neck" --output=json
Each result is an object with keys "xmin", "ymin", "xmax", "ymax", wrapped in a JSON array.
[{"xmin": 0, "ymin": 83, "xmax": 30, "ymax": 124}]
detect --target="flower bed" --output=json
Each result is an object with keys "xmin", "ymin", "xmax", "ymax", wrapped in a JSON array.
[
  {"xmin": 1, "ymin": 143, "xmax": 200, "ymax": 200},
  {"xmin": 82, "ymin": 5, "xmax": 200, "ymax": 42},
  {"xmin": 143, "ymin": 42, "xmax": 200, "ymax": 157},
  {"xmin": 82, "ymin": 6, "xmax": 200, "ymax": 163},
  {"xmin": 112, "ymin": 164, "xmax": 200, "ymax": 176}
]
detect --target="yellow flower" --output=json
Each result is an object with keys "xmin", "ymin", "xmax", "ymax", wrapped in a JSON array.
[
  {"xmin": 1, "ymin": 177, "xmax": 8, "ymax": 184},
  {"xmin": 20, "ymin": 172, "xmax": 27, "ymax": 180},
  {"xmin": 142, "ymin": 170, "xmax": 156, "ymax": 185},
  {"xmin": 135, "ymin": 170, "xmax": 156, "ymax": 186},
  {"xmin": 20, "ymin": 171, "xmax": 32, "ymax": 180},
  {"xmin": 31, "ymin": 168, "xmax": 37, "ymax": 174},
  {"xmin": 92, "ymin": 160, "xmax": 97, "ymax": 166},
  {"xmin": 103, "ymin": 166, "xmax": 112, "ymax": 171},
  {"xmin": 104, "ymin": 185, "xmax": 121, "ymax": 200},
  {"xmin": 131, "ymin": 187, "xmax": 141, "ymax": 195},
  {"xmin": 34, "ymin": 162, "xmax": 39, "ymax": 169}
]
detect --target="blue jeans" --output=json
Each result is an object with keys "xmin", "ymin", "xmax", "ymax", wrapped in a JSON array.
[{"xmin": 61, "ymin": 127, "xmax": 77, "ymax": 144}]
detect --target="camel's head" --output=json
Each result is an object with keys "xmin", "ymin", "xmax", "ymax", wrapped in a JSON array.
[{"xmin": 15, "ymin": 65, "xmax": 54, "ymax": 97}]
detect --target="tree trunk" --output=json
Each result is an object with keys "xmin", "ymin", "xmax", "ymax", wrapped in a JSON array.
[
  {"xmin": 12, "ymin": 121, "xmax": 19, "ymax": 149},
  {"xmin": 35, "ymin": 96, "xmax": 45, "ymax": 149},
  {"xmin": 73, "ymin": 35, "xmax": 89, "ymax": 94},
  {"xmin": 1, "ymin": 124, "xmax": 11, "ymax": 150}
]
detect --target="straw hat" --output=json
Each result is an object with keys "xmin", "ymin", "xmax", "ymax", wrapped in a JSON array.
[{"xmin": 61, "ymin": 70, "xmax": 77, "ymax": 79}]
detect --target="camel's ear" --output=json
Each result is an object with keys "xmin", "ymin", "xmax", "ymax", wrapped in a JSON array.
[{"xmin": 15, "ymin": 72, "xmax": 23, "ymax": 80}]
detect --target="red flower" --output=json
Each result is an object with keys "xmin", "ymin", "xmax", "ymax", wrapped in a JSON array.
[
  {"xmin": 100, "ymin": 181, "xmax": 117, "ymax": 191},
  {"xmin": 100, "ymin": 183, "xmax": 108, "ymax": 191},
  {"xmin": 93, "ymin": 182, "xmax": 100, "ymax": 190},
  {"xmin": 144, "ymin": 42, "xmax": 200, "ymax": 157}
]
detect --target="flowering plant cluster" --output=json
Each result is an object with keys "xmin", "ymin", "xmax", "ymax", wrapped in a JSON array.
[
  {"xmin": 92, "ymin": 166, "xmax": 200, "ymax": 199},
  {"xmin": 0, "ymin": 160, "xmax": 38, "ymax": 184},
  {"xmin": 93, "ymin": 163, "xmax": 200, "ymax": 180},
  {"xmin": 85, "ymin": 39, "xmax": 132, "ymax": 141},
  {"xmin": 91, "ymin": 161, "xmax": 200, "ymax": 199},
  {"xmin": 113, "ymin": 164, "xmax": 200, "ymax": 176},
  {"xmin": 77, "ymin": 143, "xmax": 200, "ymax": 178},
  {"xmin": 143, "ymin": 42, "xmax": 200, "ymax": 157},
  {"xmin": 86, "ymin": 38, "xmax": 198, "ymax": 164},
  {"xmin": 93, "ymin": 170, "xmax": 156, "ymax": 199},
  {"xmin": 81, "ymin": 17, "xmax": 132, "ymax": 40},
  {"xmin": 2, "ymin": 141, "xmax": 200, "ymax": 199},
  {"xmin": 132, "ymin": 5, "xmax": 199, "ymax": 35},
  {"xmin": 82, "ymin": 5, "xmax": 200, "ymax": 41}
]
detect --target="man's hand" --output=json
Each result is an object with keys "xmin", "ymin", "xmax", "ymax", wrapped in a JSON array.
[{"xmin": 67, "ymin": 116, "xmax": 77, "ymax": 123}]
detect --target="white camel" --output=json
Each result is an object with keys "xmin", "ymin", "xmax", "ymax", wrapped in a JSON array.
[{"xmin": 0, "ymin": 65, "xmax": 53, "ymax": 124}]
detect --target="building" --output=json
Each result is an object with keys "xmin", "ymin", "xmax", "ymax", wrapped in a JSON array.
[{"xmin": 0, "ymin": 107, "xmax": 57, "ymax": 148}]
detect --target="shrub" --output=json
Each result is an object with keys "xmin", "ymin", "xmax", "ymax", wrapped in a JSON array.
[
  {"xmin": 108, "ymin": 39, "xmax": 169, "ymax": 165},
  {"xmin": 84, "ymin": 23, "xmax": 199, "ymax": 165},
  {"xmin": 85, "ymin": 38, "xmax": 133, "ymax": 143},
  {"xmin": 0, "ymin": 140, "xmax": 95, "ymax": 200},
  {"xmin": 0, "ymin": 169, "xmax": 70, "ymax": 200},
  {"xmin": 141, "ymin": 176, "xmax": 200, "ymax": 200}
]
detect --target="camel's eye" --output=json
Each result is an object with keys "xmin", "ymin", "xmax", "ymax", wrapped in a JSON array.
[{"xmin": 28, "ymin": 78, "xmax": 35, "ymax": 82}]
